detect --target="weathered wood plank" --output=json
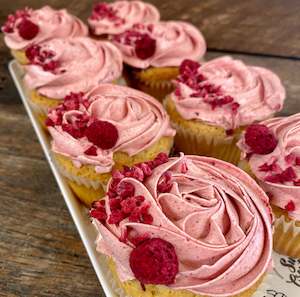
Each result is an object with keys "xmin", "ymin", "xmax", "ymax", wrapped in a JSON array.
[
  {"xmin": 1, "ymin": 0, "xmax": 300, "ymax": 57},
  {"xmin": 0, "ymin": 153, "xmax": 102, "ymax": 297}
]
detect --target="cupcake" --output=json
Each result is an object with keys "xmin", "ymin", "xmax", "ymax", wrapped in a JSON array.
[
  {"xmin": 23, "ymin": 37, "xmax": 123, "ymax": 126},
  {"xmin": 46, "ymin": 84, "xmax": 175, "ymax": 206},
  {"xmin": 165, "ymin": 57, "xmax": 286, "ymax": 164},
  {"xmin": 112, "ymin": 21, "xmax": 206, "ymax": 101},
  {"xmin": 2, "ymin": 6, "xmax": 88, "ymax": 64},
  {"xmin": 90, "ymin": 153, "xmax": 273, "ymax": 297},
  {"xmin": 88, "ymin": 0, "xmax": 160, "ymax": 39},
  {"xmin": 238, "ymin": 113, "xmax": 300, "ymax": 258}
]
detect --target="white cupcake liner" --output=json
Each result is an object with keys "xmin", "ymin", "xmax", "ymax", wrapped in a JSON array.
[
  {"xmin": 28, "ymin": 99, "xmax": 49, "ymax": 117},
  {"xmin": 171, "ymin": 120, "xmax": 241, "ymax": 164},
  {"xmin": 56, "ymin": 162, "xmax": 106, "ymax": 190},
  {"xmin": 105, "ymin": 255, "xmax": 275, "ymax": 297},
  {"xmin": 273, "ymin": 215, "xmax": 300, "ymax": 257}
]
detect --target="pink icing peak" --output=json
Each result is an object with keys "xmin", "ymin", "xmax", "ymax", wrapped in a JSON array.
[
  {"xmin": 2, "ymin": 8, "xmax": 31, "ymax": 33},
  {"xmin": 238, "ymin": 113, "xmax": 300, "ymax": 218},
  {"xmin": 92, "ymin": 154, "xmax": 272, "ymax": 296},
  {"xmin": 112, "ymin": 21, "xmax": 206, "ymax": 68},
  {"xmin": 3, "ymin": 6, "xmax": 88, "ymax": 50},
  {"xmin": 176, "ymin": 59, "xmax": 239, "ymax": 113},
  {"xmin": 90, "ymin": 3, "xmax": 124, "ymax": 25},
  {"xmin": 47, "ymin": 84, "xmax": 175, "ymax": 173},
  {"xmin": 24, "ymin": 38, "xmax": 123, "ymax": 99},
  {"xmin": 88, "ymin": 1, "xmax": 160, "ymax": 36},
  {"xmin": 171, "ymin": 56, "xmax": 286, "ymax": 130}
]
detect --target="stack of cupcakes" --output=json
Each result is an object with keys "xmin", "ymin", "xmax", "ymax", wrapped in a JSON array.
[{"xmin": 3, "ymin": 1, "xmax": 299, "ymax": 296}]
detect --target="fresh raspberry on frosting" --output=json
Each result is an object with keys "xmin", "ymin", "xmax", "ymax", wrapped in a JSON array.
[
  {"xmin": 129, "ymin": 238, "xmax": 179, "ymax": 285},
  {"xmin": 135, "ymin": 33, "xmax": 156, "ymax": 59},
  {"xmin": 85, "ymin": 120, "xmax": 119, "ymax": 150},
  {"xmin": 2, "ymin": 6, "xmax": 88, "ymax": 51},
  {"xmin": 17, "ymin": 18, "xmax": 39, "ymax": 40},
  {"xmin": 285, "ymin": 200, "xmax": 296, "ymax": 212},
  {"xmin": 245, "ymin": 124, "xmax": 278, "ymax": 155}
]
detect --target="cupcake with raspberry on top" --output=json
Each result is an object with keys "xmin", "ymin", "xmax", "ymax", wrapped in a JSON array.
[
  {"xmin": 165, "ymin": 56, "xmax": 286, "ymax": 164},
  {"xmin": 90, "ymin": 153, "xmax": 273, "ymax": 297},
  {"xmin": 46, "ymin": 84, "xmax": 175, "ymax": 206},
  {"xmin": 2, "ymin": 6, "xmax": 88, "ymax": 64},
  {"xmin": 88, "ymin": 1, "xmax": 160, "ymax": 39},
  {"xmin": 112, "ymin": 21, "xmax": 206, "ymax": 101},
  {"xmin": 23, "ymin": 37, "xmax": 123, "ymax": 126},
  {"xmin": 238, "ymin": 113, "xmax": 300, "ymax": 258}
]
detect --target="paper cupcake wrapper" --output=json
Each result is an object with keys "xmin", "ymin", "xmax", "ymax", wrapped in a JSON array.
[
  {"xmin": 105, "ymin": 260, "xmax": 275, "ymax": 297},
  {"xmin": 28, "ymin": 99, "xmax": 49, "ymax": 117},
  {"xmin": 171, "ymin": 120, "xmax": 241, "ymax": 165},
  {"xmin": 56, "ymin": 162, "xmax": 105, "ymax": 190},
  {"xmin": 273, "ymin": 215, "xmax": 300, "ymax": 258}
]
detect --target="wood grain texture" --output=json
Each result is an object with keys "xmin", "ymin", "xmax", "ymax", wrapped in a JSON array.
[
  {"xmin": 0, "ymin": 1, "xmax": 300, "ymax": 296},
  {"xmin": 1, "ymin": 0, "xmax": 300, "ymax": 57}
]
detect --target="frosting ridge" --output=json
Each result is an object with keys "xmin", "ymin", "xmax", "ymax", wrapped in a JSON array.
[{"xmin": 92, "ymin": 154, "xmax": 273, "ymax": 296}]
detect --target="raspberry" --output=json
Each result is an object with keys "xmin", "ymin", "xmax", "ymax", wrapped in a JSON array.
[
  {"xmin": 157, "ymin": 171, "xmax": 172, "ymax": 193},
  {"xmin": 265, "ymin": 167, "xmax": 296, "ymax": 184},
  {"xmin": 17, "ymin": 18, "xmax": 39, "ymax": 40},
  {"xmin": 259, "ymin": 160, "xmax": 279, "ymax": 172},
  {"xmin": 62, "ymin": 123, "xmax": 84, "ymax": 139},
  {"xmin": 285, "ymin": 200, "xmax": 295, "ymax": 212},
  {"xmin": 129, "ymin": 238, "xmax": 179, "ymax": 285},
  {"xmin": 135, "ymin": 34, "xmax": 156, "ymax": 60},
  {"xmin": 85, "ymin": 120, "xmax": 119, "ymax": 150},
  {"xmin": 90, "ymin": 200, "xmax": 107, "ymax": 223},
  {"xmin": 108, "ymin": 209, "xmax": 125, "ymax": 224},
  {"xmin": 245, "ymin": 124, "xmax": 278, "ymax": 155},
  {"xmin": 116, "ymin": 181, "xmax": 135, "ymax": 199},
  {"xmin": 84, "ymin": 146, "xmax": 98, "ymax": 156},
  {"xmin": 179, "ymin": 59, "xmax": 200, "ymax": 75}
]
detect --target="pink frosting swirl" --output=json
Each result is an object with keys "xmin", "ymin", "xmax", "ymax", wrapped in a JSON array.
[
  {"xmin": 171, "ymin": 56, "xmax": 286, "ymax": 130},
  {"xmin": 24, "ymin": 37, "xmax": 123, "ymax": 99},
  {"xmin": 3, "ymin": 6, "xmax": 88, "ymax": 50},
  {"xmin": 93, "ymin": 154, "xmax": 272, "ymax": 296},
  {"xmin": 88, "ymin": 1, "xmax": 160, "ymax": 35},
  {"xmin": 48, "ymin": 84, "xmax": 175, "ymax": 173},
  {"xmin": 112, "ymin": 21, "xmax": 206, "ymax": 68},
  {"xmin": 238, "ymin": 114, "xmax": 300, "ymax": 220}
]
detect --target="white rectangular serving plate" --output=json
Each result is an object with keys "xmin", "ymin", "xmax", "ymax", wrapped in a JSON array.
[{"xmin": 9, "ymin": 60, "xmax": 299, "ymax": 297}]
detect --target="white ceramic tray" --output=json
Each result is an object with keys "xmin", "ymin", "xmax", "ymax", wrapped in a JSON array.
[{"xmin": 9, "ymin": 60, "xmax": 300, "ymax": 297}]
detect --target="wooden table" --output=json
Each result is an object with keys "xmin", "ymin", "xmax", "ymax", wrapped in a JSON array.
[{"xmin": 0, "ymin": 1, "xmax": 299, "ymax": 296}]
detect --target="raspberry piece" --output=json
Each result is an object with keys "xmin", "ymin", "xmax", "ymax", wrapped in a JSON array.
[
  {"xmin": 265, "ymin": 167, "xmax": 296, "ymax": 184},
  {"xmin": 135, "ymin": 34, "xmax": 156, "ymax": 60},
  {"xmin": 285, "ymin": 200, "xmax": 295, "ymax": 212},
  {"xmin": 129, "ymin": 238, "xmax": 179, "ymax": 285},
  {"xmin": 84, "ymin": 146, "xmax": 98, "ymax": 156},
  {"xmin": 116, "ymin": 181, "xmax": 135, "ymax": 199},
  {"xmin": 90, "ymin": 200, "xmax": 107, "ymax": 223},
  {"xmin": 153, "ymin": 152, "xmax": 169, "ymax": 167},
  {"xmin": 295, "ymin": 157, "xmax": 300, "ymax": 166},
  {"xmin": 108, "ymin": 209, "xmax": 125, "ymax": 224},
  {"xmin": 85, "ymin": 120, "xmax": 118, "ymax": 150},
  {"xmin": 124, "ymin": 166, "xmax": 144, "ymax": 181},
  {"xmin": 109, "ymin": 197, "xmax": 122, "ymax": 210},
  {"xmin": 62, "ymin": 123, "xmax": 84, "ymax": 139},
  {"xmin": 245, "ymin": 124, "xmax": 278, "ymax": 155},
  {"xmin": 17, "ymin": 18, "xmax": 39, "ymax": 40},
  {"xmin": 179, "ymin": 59, "xmax": 200, "ymax": 75},
  {"xmin": 121, "ymin": 196, "xmax": 144, "ymax": 214},
  {"xmin": 157, "ymin": 171, "xmax": 172, "ymax": 193},
  {"xmin": 137, "ymin": 163, "xmax": 152, "ymax": 177},
  {"xmin": 294, "ymin": 179, "xmax": 300, "ymax": 186},
  {"xmin": 129, "ymin": 233, "xmax": 150, "ymax": 246},
  {"xmin": 259, "ymin": 160, "xmax": 279, "ymax": 172}
]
